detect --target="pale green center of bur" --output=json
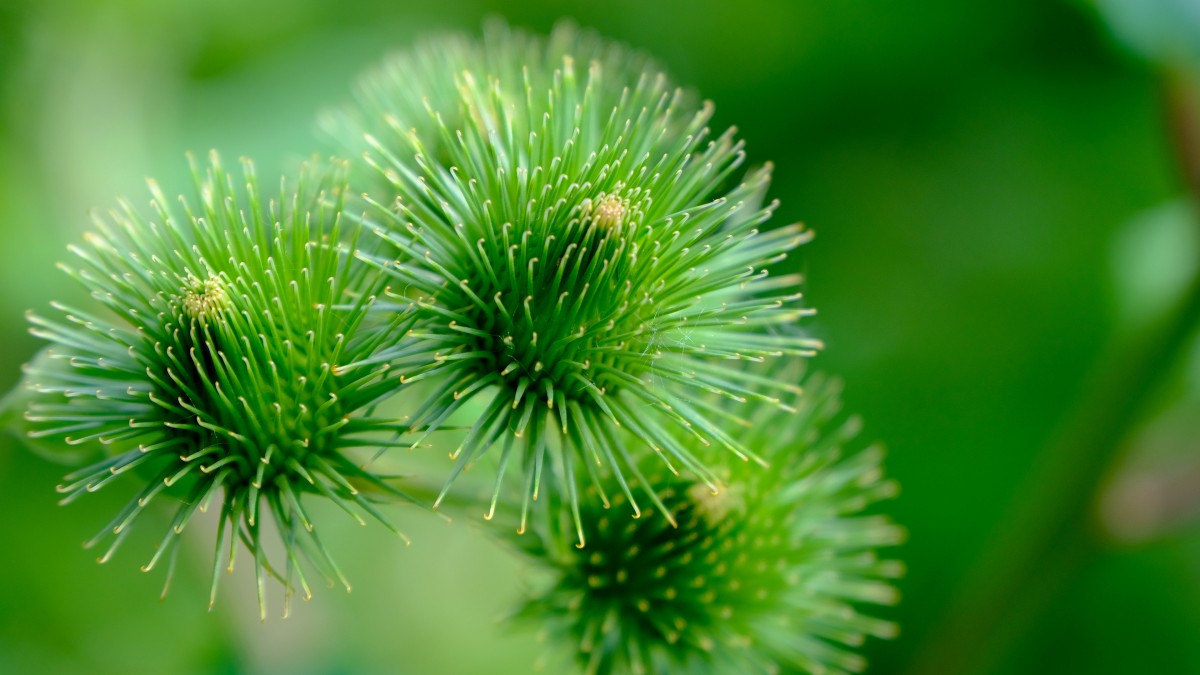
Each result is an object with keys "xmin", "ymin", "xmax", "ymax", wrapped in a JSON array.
[
  {"xmin": 587, "ymin": 193, "xmax": 627, "ymax": 230},
  {"xmin": 182, "ymin": 277, "xmax": 228, "ymax": 322}
]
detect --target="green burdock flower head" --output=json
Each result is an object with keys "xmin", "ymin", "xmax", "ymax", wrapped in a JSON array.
[
  {"xmin": 325, "ymin": 21, "xmax": 660, "ymax": 171},
  {"xmin": 19, "ymin": 153, "xmax": 416, "ymax": 618},
  {"xmin": 336, "ymin": 22, "xmax": 822, "ymax": 541},
  {"xmin": 513, "ymin": 372, "xmax": 903, "ymax": 675}
]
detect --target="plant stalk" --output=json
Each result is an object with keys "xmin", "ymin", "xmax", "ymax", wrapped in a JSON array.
[{"xmin": 903, "ymin": 66, "xmax": 1200, "ymax": 675}]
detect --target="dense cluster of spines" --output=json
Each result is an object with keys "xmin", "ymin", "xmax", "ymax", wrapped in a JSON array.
[
  {"xmin": 22, "ymin": 154, "xmax": 415, "ymax": 618},
  {"xmin": 12, "ymin": 25, "xmax": 904, "ymax": 674},
  {"xmin": 344, "ymin": 22, "xmax": 822, "ymax": 542},
  {"xmin": 515, "ymin": 374, "xmax": 903, "ymax": 675},
  {"xmin": 327, "ymin": 22, "xmax": 661, "ymax": 167}
]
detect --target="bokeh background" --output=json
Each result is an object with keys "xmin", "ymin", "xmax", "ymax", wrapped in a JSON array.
[{"xmin": 2, "ymin": 0, "xmax": 1199, "ymax": 673}]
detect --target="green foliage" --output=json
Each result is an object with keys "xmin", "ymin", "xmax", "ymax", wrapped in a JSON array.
[
  {"xmin": 21, "ymin": 154, "xmax": 416, "ymax": 619},
  {"xmin": 513, "ymin": 373, "xmax": 902, "ymax": 675},
  {"xmin": 339, "ymin": 22, "xmax": 821, "ymax": 542}
]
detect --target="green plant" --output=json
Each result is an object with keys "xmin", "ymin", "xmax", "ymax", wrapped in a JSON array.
[
  {"xmin": 338, "ymin": 22, "xmax": 821, "ymax": 542},
  {"xmin": 21, "ymin": 155, "xmax": 416, "ymax": 619},
  {"xmin": 511, "ymin": 373, "xmax": 902, "ymax": 675},
  {"xmin": 8, "ymin": 20, "xmax": 901, "ymax": 673}
]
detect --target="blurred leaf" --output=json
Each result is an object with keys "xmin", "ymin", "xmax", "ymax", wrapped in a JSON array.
[
  {"xmin": 1110, "ymin": 198, "xmax": 1200, "ymax": 329},
  {"xmin": 1093, "ymin": 0, "xmax": 1200, "ymax": 66}
]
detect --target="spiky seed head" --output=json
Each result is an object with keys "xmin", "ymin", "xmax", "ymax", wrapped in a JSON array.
[
  {"xmin": 325, "ymin": 21, "xmax": 662, "ymax": 171},
  {"xmin": 339, "ymin": 22, "xmax": 822, "ymax": 540},
  {"xmin": 20, "ymin": 152, "xmax": 417, "ymax": 619},
  {"xmin": 514, "ymin": 373, "xmax": 903, "ymax": 675}
]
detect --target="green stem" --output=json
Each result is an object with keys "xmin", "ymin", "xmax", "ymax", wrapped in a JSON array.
[
  {"xmin": 903, "ymin": 68, "xmax": 1200, "ymax": 675},
  {"xmin": 907, "ymin": 255, "xmax": 1200, "ymax": 675}
]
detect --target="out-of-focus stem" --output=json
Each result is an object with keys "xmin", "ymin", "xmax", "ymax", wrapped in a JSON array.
[
  {"xmin": 1166, "ymin": 67, "xmax": 1200, "ymax": 197},
  {"xmin": 903, "ymin": 67, "xmax": 1200, "ymax": 675}
]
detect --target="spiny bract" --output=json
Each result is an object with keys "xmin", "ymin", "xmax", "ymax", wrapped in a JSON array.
[
  {"xmin": 514, "ymin": 373, "xmax": 903, "ymax": 675},
  {"xmin": 338, "ymin": 22, "xmax": 822, "ymax": 541},
  {"xmin": 21, "ymin": 153, "xmax": 415, "ymax": 618},
  {"xmin": 327, "ymin": 21, "xmax": 661, "ymax": 172}
]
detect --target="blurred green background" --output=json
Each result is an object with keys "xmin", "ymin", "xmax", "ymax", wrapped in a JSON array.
[{"xmin": 2, "ymin": 0, "xmax": 1199, "ymax": 673}]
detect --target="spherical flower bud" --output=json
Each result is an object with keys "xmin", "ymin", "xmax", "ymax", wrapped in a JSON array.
[
  {"xmin": 20, "ymin": 153, "xmax": 416, "ymax": 618},
  {"xmin": 337, "ymin": 22, "xmax": 822, "ymax": 542},
  {"xmin": 513, "ymin": 373, "xmax": 903, "ymax": 674}
]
